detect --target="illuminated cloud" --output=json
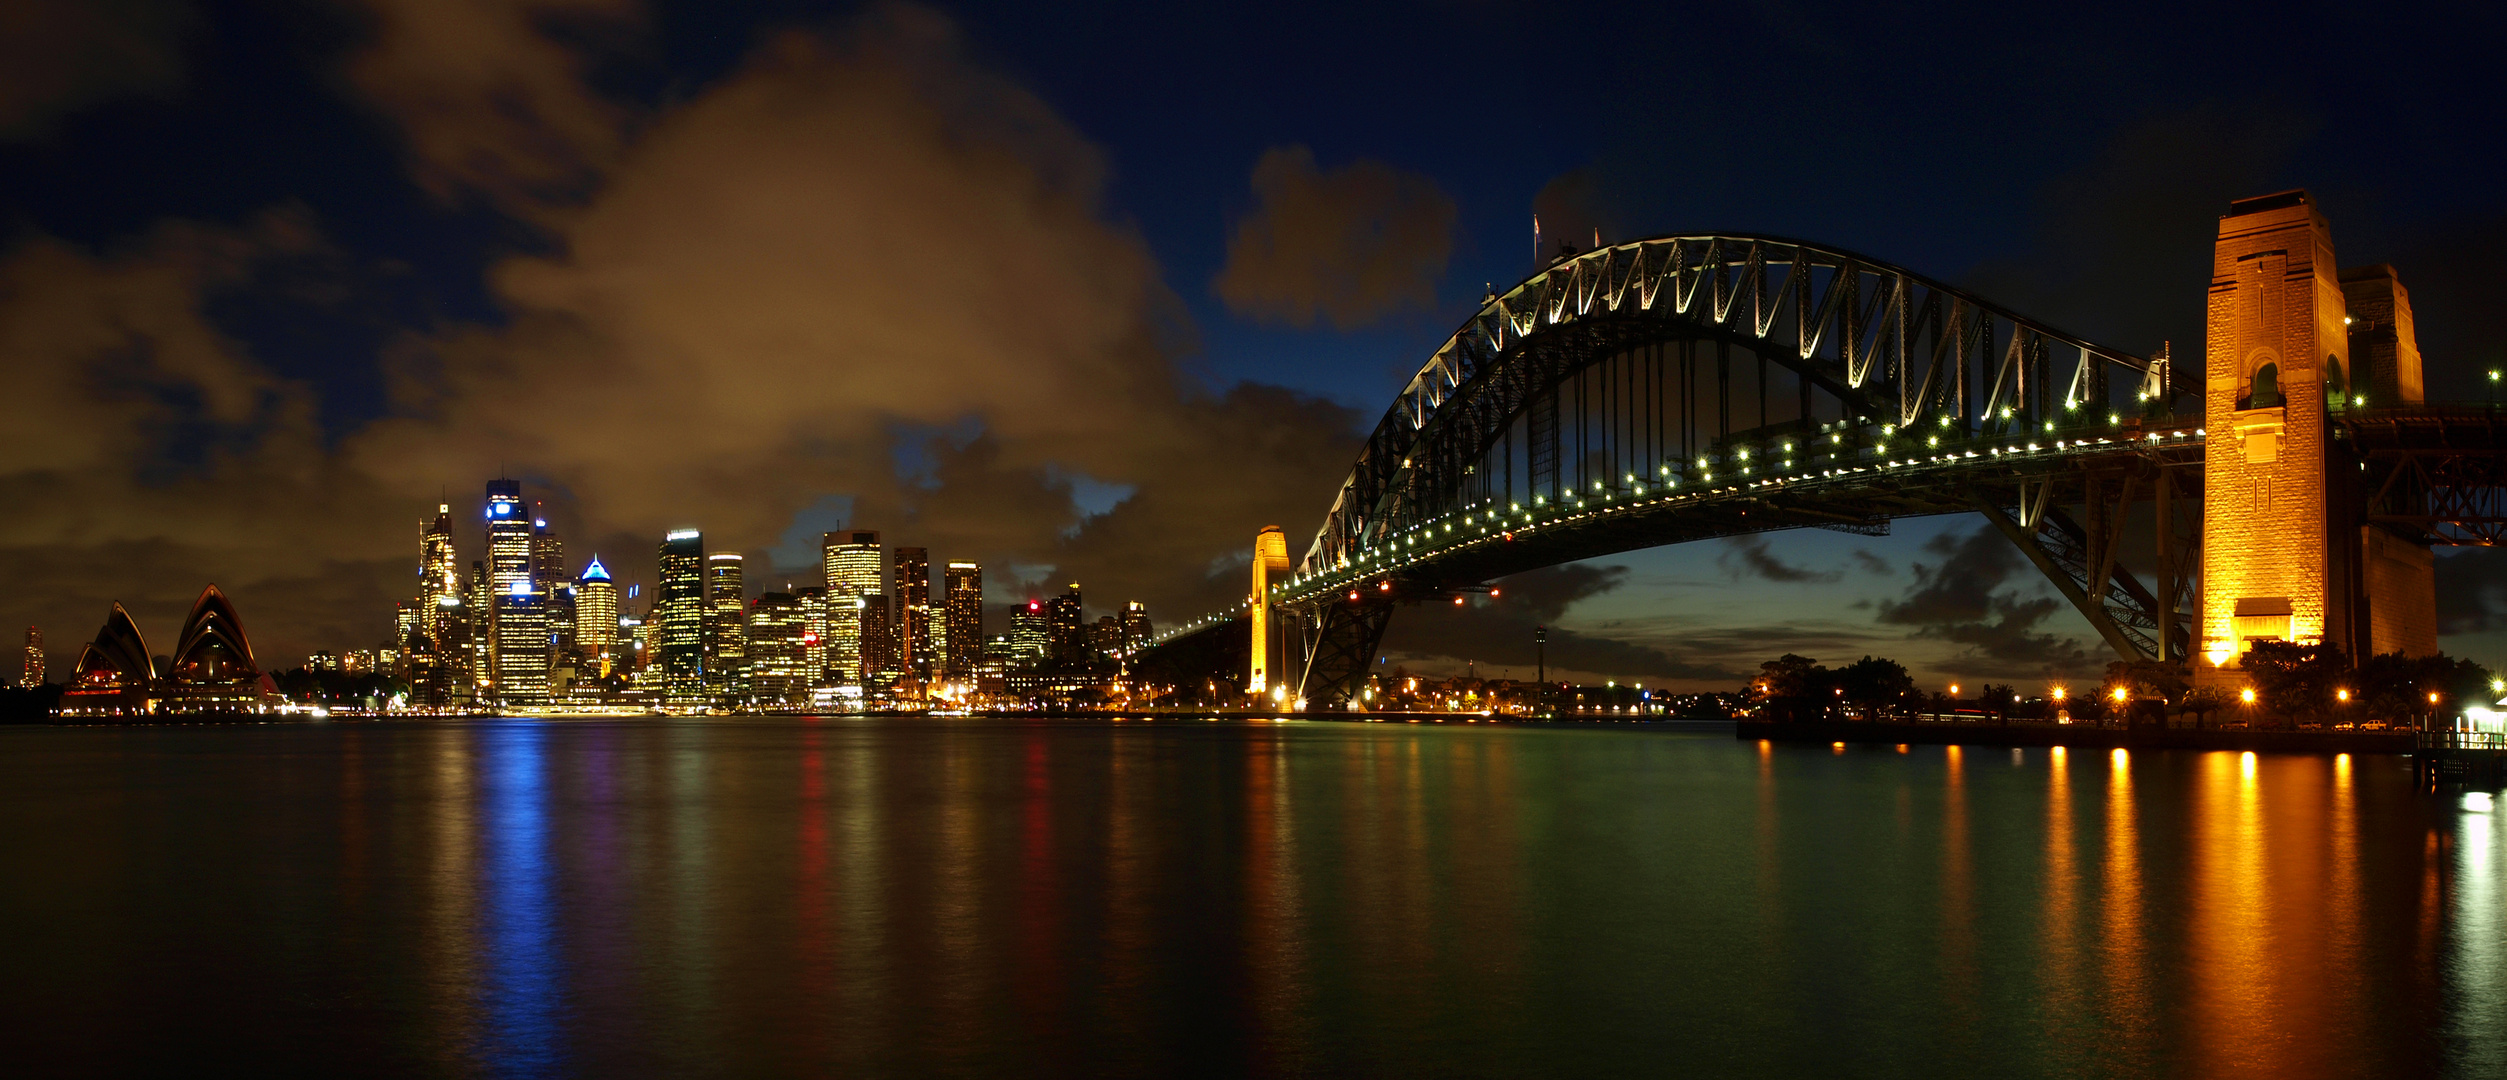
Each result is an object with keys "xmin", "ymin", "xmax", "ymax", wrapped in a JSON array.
[
  {"xmin": 0, "ymin": 0, "xmax": 192, "ymax": 139},
  {"xmin": 1212, "ymin": 145, "xmax": 1456, "ymax": 330},
  {"xmin": 343, "ymin": 0, "xmax": 639, "ymax": 214}
]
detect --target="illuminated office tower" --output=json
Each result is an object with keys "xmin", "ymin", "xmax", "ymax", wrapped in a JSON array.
[
  {"xmin": 1119, "ymin": 601, "xmax": 1152, "ymax": 655},
  {"xmin": 1010, "ymin": 601, "xmax": 1049, "ymax": 664},
  {"xmin": 531, "ymin": 512, "xmax": 573, "ymax": 655},
  {"xmin": 485, "ymin": 479, "xmax": 531, "ymax": 593},
  {"xmin": 794, "ymin": 586, "xmax": 828, "ymax": 681},
  {"xmin": 420, "ymin": 504, "xmax": 459, "ymax": 608},
  {"xmin": 1045, "ymin": 583, "xmax": 1085, "ymax": 664},
  {"xmin": 821, "ymin": 530, "xmax": 883, "ymax": 682},
  {"xmin": 492, "ymin": 578, "xmax": 552, "ymax": 705},
  {"xmin": 575, "ymin": 556, "xmax": 618, "ymax": 675},
  {"xmin": 706, "ymin": 552, "xmax": 747, "ymax": 697},
  {"xmin": 657, "ymin": 530, "xmax": 709, "ymax": 706},
  {"xmin": 18, "ymin": 627, "xmax": 41, "ymax": 689},
  {"xmin": 747, "ymin": 592, "xmax": 809, "ymax": 705},
  {"xmin": 943, "ymin": 561, "xmax": 983, "ymax": 675},
  {"xmin": 484, "ymin": 478, "xmax": 529, "ymax": 686},
  {"xmin": 894, "ymin": 547, "xmax": 933, "ymax": 679},
  {"xmin": 467, "ymin": 560, "xmax": 492, "ymax": 698},
  {"xmin": 860, "ymin": 592, "xmax": 896, "ymax": 686}
]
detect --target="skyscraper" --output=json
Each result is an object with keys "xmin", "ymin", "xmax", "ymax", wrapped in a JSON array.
[
  {"xmin": 576, "ymin": 556, "xmax": 618, "ymax": 675},
  {"xmin": 412, "ymin": 503, "xmax": 470, "ymax": 708},
  {"xmin": 531, "ymin": 510, "xmax": 572, "ymax": 655},
  {"xmin": 894, "ymin": 547, "xmax": 933, "ymax": 680},
  {"xmin": 944, "ymin": 561, "xmax": 983, "ymax": 675},
  {"xmin": 821, "ymin": 530, "xmax": 882, "ymax": 682},
  {"xmin": 706, "ymin": 552, "xmax": 747, "ymax": 698},
  {"xmin": 493, "ymin": 578, "xmax": 552, "ymax": 705},
  {"xmin": 746, "ymin": 592, "xmax": 809, "ymax": 705},
  {"xmin": 1119, "ymin": 601, "xmax": 1152, "ymax": 656},
  {"xmin": 1045, "ymin": 583, "xmax": 1085, "ymax": 664},
  {"xmin": 18, "ymin": 627, "xmax": 41, "ymax": 689},
  {"xmin": 795, "ymin": 586, "xmax": 828, "ymax": 681},
  {"xmin": 467, "ymin": 560, "xmax": 492, "ymax": 699},
  {"xmin": 1010, "ymin": 600, "xmax": 1049, "ymax": 665},
  {"xmin": 860, "ymin": 592, "xmax": 894, "ymax": 686},
  {"xmin": 485, "ymin": 478, "xmax": 530, "ymax": 695},
  {"xmin": 657, "ymin": 530, "xmax": 709, "ymax": 707}
]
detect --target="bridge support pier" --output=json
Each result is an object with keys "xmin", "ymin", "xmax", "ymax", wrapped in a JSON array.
[{"xmin": 1295, "ymin": 598, "xmax": 1395, "ymax": 710}]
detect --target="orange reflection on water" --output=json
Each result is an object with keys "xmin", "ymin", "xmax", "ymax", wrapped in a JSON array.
[
  {"xmin": 2190, "ymin": 751, "xmax": 2272, "ymax": 1074},
  {"xmin": 2100, "ymin": 748, "xmax": 2149, "ymax": 1058},
  {"xmin": 1941, "ymin": 744, "xmax": 1975, "ymax": 1017},
  {"xmin": 2042, "ymin": 746, "xmax": 2079, "ymax": 1019}
]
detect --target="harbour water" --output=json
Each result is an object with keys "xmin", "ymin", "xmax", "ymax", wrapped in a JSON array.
[{"xmin": 0, "ymin": 716, "xmax": 2498, "ymax": 1078}]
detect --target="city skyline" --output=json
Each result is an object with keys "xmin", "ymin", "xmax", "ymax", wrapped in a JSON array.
[{"xmin": 4, "ymin": 1, "xmax": 2506, "ymax": 695}]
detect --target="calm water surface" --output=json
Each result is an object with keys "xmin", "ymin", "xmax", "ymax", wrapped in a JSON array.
[{"xmin": 0, "ymin": 717, "xmax": 2500, "ymax": 1078}]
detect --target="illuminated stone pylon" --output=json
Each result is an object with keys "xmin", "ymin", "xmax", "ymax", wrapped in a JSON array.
[
  {"xmin": 1248, "ymin": 526, "xmax": 1291, "ymax": 698},
  {"xmin": 2199, "ymin": 191, "xmax": 2436, "ymax": 686}
]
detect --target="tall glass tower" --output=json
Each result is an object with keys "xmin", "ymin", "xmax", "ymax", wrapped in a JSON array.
[
  {"xmin": 575, "ymin": 556, "xmax": 618, "ymax": 675},
  {"xmin": 706, "ymin": 552, "xmax": 746, "ymax": 699},
  {"xmin": 657, "ymin": 530, "xmax": 709, "ymax": 707},
  {"xmin": 821, "ymin": 530, "xmax": 882, "ymax": 683},
  {"xmin": 943, "ymin": 561, "xmax": 982, "ymax": 676},
  {"xmin": 894, "ymin": 547, "xmax": 933, "ymax": 681}
]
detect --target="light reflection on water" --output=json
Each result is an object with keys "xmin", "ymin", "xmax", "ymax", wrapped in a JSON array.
[{"xmin": 1, "ymin": 718, "xmax": 2504, "ymax": 1077}]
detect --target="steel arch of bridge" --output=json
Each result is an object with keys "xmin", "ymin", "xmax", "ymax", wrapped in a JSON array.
[
  {"xmin": 1188, "ymin": 234, "xmax": 2206, "ymax": 708},
  {"xmin": 1303, "ymin": 234, "xmax": 2179, "ymax": 578}
]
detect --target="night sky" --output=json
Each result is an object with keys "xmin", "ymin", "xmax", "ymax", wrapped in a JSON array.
[{"xmin": 6, "ymin": 0, "xmax": 2507, "ymax": 690}]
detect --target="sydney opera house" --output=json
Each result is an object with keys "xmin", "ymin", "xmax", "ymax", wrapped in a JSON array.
[{"xmin": 58, "ymin": 585, "xmax": 280, "ymax": 718}]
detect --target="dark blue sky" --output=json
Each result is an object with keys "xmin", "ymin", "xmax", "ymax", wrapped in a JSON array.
[{"xmin": 6, "ymin": 0, "xmax": 2507, "ymax": 683}]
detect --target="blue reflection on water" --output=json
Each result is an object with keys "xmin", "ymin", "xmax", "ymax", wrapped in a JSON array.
[{"xmin": 482, "ymin": 723, "xmax": 562, "ymax": 1075}]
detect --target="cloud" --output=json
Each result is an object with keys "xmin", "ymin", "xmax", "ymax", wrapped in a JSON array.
[
  {"xmin": 0, "ymin": 0, "xmax": 192, "ymax": 139},
  {"xmin": 1717, "ymin": 534, "xmax": 1841, "ymax": 583},
  {"xmin": 1850, "ymin": 550, "xmax": 1891, "ymax": 575},
  {"xmin": 1212, "ymin": 145, "xmax": 1456, "ymax": 330},
  {"xmin": 1873, "ymin": 524, "xmax": 2094, "ymax": 675},
  {"xmin": 343, "ymin": 0, "xmax": 639, "ymax": 214},
  {"xmin": 2, "ymin": 5, "xmax": 1373, "ymax": 671}
]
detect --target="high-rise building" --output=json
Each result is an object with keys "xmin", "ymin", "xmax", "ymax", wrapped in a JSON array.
[
  {"xmin": 467, "ymin": 560, "xmax": 492, "ymax": 699},
  {"xmin": 657, "ymin": 530, "xmax": 709, "ymax": 707},
  {"xmin": 821, "ymin": 530, "xmax": 882, "ymax": 682},
  {"xmin": 18, "ymin": 626, "xmax": 41, "ymax": 689},
  {"xmin": 894, "ymin": 547, "xmax": 933, "ymax": 679},
  {"xmin": 1010, "ymin": 601, "xmax": 1049, "ymax": 664},
  {"xmin": 746, "ymin": 592, "xmax": 810, "ymax": 705},
  {"xmin": 1045, "ymin": 583, "xmax": 1085, "ymax": 664},
  {"xmin": 707, "ymin": 552, "xmax": 747, "ymax": 697},
  {"xmin": 860, "ymin": 592, "xmax": 895, "ymax": 686},
  {"xmin": 1090, "ymin": 615, "xmax": 1123, "ymax": 662},
  {"xmin": 794, "ymin": 586, "xmax": 828, "ymax": 681},
  {"xmin": 943, "ymin": 561, "xmax": 983, "ymax": 675},
  {"xmin": 576, "ymin": 556, "xmax": 618, "ymax": 675},
  {"xmin": 420, "ymin": 503, "xmax": 459, "ymax": 606},
  {"xmin": 411, "ymin": 503, "xmax": 470, "ymax": 708},
  {"xmin": 485, "ymin": 478, "xmax": 530, "ymax": 693},
  {"xmin": 531, "ymin": 511, "xmax": 573, "ymax": 655},
  {"xmin": 1119, "ymin": 601, "xmax": 1152, "ymax": 655},
  {"xmin": 492, "ymin": 578, "xmax": 552, "ymax": 705}
]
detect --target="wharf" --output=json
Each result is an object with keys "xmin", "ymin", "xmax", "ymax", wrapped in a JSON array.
[{"xmin": 1737, "ymin": 718, "xmax": 2416, "ymax": 755}]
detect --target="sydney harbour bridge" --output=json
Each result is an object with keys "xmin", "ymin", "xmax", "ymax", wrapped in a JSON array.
[{"xmin": 1140, "ymin": 191, "xmax": 2507, "ymax": 709}]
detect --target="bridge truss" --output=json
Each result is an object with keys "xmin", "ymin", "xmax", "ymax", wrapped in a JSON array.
[{"xmin": 1141, "ymin": 235, "xmax": 2507, "ymax": 711}]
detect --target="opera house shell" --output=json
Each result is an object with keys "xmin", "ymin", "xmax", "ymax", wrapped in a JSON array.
[{"xmin": 58, "ymin": 585, "xmax": 280, "ymax": 718}]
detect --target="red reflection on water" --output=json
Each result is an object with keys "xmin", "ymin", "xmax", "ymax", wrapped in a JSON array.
[{"xmin": 1015, "ymin": 727, "xmax": 1061, "ymax": 1044}]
